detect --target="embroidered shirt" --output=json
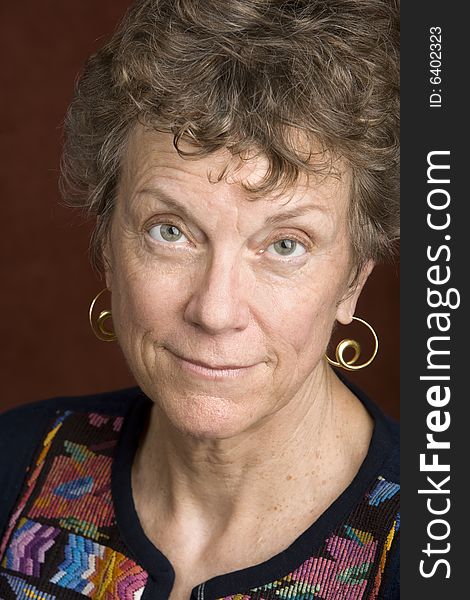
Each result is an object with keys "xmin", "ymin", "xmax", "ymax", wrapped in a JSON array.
[{"xmin": 0, "ymin": 377, "xmax": 399, "ymax": 599}]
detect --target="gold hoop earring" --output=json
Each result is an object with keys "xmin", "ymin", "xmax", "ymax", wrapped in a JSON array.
[
  {"xmin": 89, "ymin": 288, "xmax": 117, "ymax": 342},
  {"xmin": 325, "ymin": 316, "xmax": 378, "ymax": 371}
]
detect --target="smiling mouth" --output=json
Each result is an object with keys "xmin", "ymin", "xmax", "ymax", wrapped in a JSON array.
[{"xmin": 167, "ymin": 349, "xmax": 259, "ymax": 379}]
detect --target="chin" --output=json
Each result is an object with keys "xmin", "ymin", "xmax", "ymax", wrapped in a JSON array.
[{"xmin": 157, "ymin": 391, "xmax": 259, "ymax": 440}]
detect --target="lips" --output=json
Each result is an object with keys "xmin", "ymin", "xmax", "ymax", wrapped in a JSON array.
[
  {"xmin": 166, "ymin": 348, "xmax": 260, "ymax": 372},
  {"xmin": 175, "ymin": 354, "xmax": 255, "ymax": 370}
]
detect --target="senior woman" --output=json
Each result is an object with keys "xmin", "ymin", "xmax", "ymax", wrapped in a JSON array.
[{"xmin": 0, "ymin": 0, "xmax": 399, "ymax": 599}]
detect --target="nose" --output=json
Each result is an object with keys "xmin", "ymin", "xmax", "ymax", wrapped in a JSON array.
[{"xmin": 184, "ymin": 250, "xmax": 250, "ymax": 334}]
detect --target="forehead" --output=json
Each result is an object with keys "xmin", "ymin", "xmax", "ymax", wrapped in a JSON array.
[{"xmin": 119, "ymin": 126, "xmax": 351, "ymax": 216}]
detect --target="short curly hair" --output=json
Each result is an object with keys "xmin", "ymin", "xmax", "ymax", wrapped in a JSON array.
[{"xmin": 60, "ymin": 0, "xmax": 399, "ymax": 278}]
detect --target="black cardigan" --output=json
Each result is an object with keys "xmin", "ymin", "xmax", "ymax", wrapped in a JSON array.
[{"xmin": 0, "ymin": 376, "xmax": 399, "ymax": 599}]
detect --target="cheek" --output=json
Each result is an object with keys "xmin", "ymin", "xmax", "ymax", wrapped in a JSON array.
[
  {"xmin": 257, "ymin": 277, "xmax": 342, "ymax": 361},
  {"xmin": 272, "ymin": 303, "xmax": 333, "ymax": 356},
  {"xmin": 111, "ymin": 260, "xmax": 188, "ymax": 338}
]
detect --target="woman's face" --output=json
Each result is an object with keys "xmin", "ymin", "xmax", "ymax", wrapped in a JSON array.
[{"xmin": 105, "ymin": 127, "xmax": 372, "ymax": 438}]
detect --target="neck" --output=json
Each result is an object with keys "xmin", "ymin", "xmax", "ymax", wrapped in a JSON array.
[{"xmin": 132, "ymin": 364, "xmax": 373, "ymax": 539}]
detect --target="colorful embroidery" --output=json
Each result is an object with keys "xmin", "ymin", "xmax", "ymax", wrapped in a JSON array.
[
  {"xmin": 0, "ymin": 404, "xmax": 399, "ymax": 599},
  {"xmin": 2, "ymin": 519, "xmax": 59, "ymax": 578},
  {"xmin": 1, "ymin": 573, "xmax": 57, "ymax": 599},
  {"xmin": 51, "ymin": 533, "xmax": 147, "ymax": 599},
  {"xmin": 367, "ymin": 477, "xmax": 400, "ymax": 506},
  {"xmin": 0, "ymin": 409, "xmax": 148, "ymax": 599},
  {"xmin": 29, "ymin": 451, "xmax": 113, "ymax": 528},
  {"xmin": 371, "ymin": 517, "xmax": 400, "ymax": 597},
  {"xmin": 217, "ymin": 477, "xmax": 400, "ymax": 600},
  {"xmin": 0, "ymin": 412, "xmax": 69, "ymax": 558}
]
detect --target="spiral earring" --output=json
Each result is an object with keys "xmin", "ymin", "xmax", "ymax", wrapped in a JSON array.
[
  {"xmin": 325, "ymin": 316, "xmax": 378, "ymax": 371},
  {"xmin": 89, "ymin": 288, "xmax": 117, "ymax": 342}
]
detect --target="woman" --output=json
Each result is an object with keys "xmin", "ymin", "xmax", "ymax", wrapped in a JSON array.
[{"xmin": 0, "ymin": 1, "xmax": 399, "ymax": 599}]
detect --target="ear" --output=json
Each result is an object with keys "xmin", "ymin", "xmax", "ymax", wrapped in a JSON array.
[
  {"xmin": 335, "ymin": 259, "xmax": 375, "ymax": 325},
  {"xmin": 101, "ymin": 236, "xmax": 114, "ymax": 290},
  {"xmin": 104, "ymin": 266, "xmax": 113, "ymax": 290}
]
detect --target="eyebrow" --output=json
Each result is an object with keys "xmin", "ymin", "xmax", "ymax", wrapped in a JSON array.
[
  {"xmin": 265, "ymin": 203, "xmax": 328, "ymax": 225},
  {"xmin": 134, "ymin": 187, "xmax": 197, "ymax": 223},
  {"xmin": 135, "ymin": 186, "xmax": 329, "ymax": 225}
]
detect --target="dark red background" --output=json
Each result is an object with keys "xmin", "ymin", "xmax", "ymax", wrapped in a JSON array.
[{"xmin": 0, "ymin": 2, "xmax": 399, "ymax": 418}]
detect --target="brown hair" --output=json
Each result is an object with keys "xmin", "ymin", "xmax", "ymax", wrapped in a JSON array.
[{"xmin": 60, "ymin": 0, "xmax": 399, "ymax": 278}]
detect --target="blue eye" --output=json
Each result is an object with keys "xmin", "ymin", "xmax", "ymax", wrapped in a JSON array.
[
  {"xmin": 148, "ymin": 224, "xmax": 188, "ymax": 243},
  {"xmin": 267, "ymin": 239, "xmax": 307, "ymax": 257}
]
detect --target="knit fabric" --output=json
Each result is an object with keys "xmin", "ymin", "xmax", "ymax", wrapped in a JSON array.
[{"xmin": 0, "ymin": 386, "xmax": 399, "ymax": 600}]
